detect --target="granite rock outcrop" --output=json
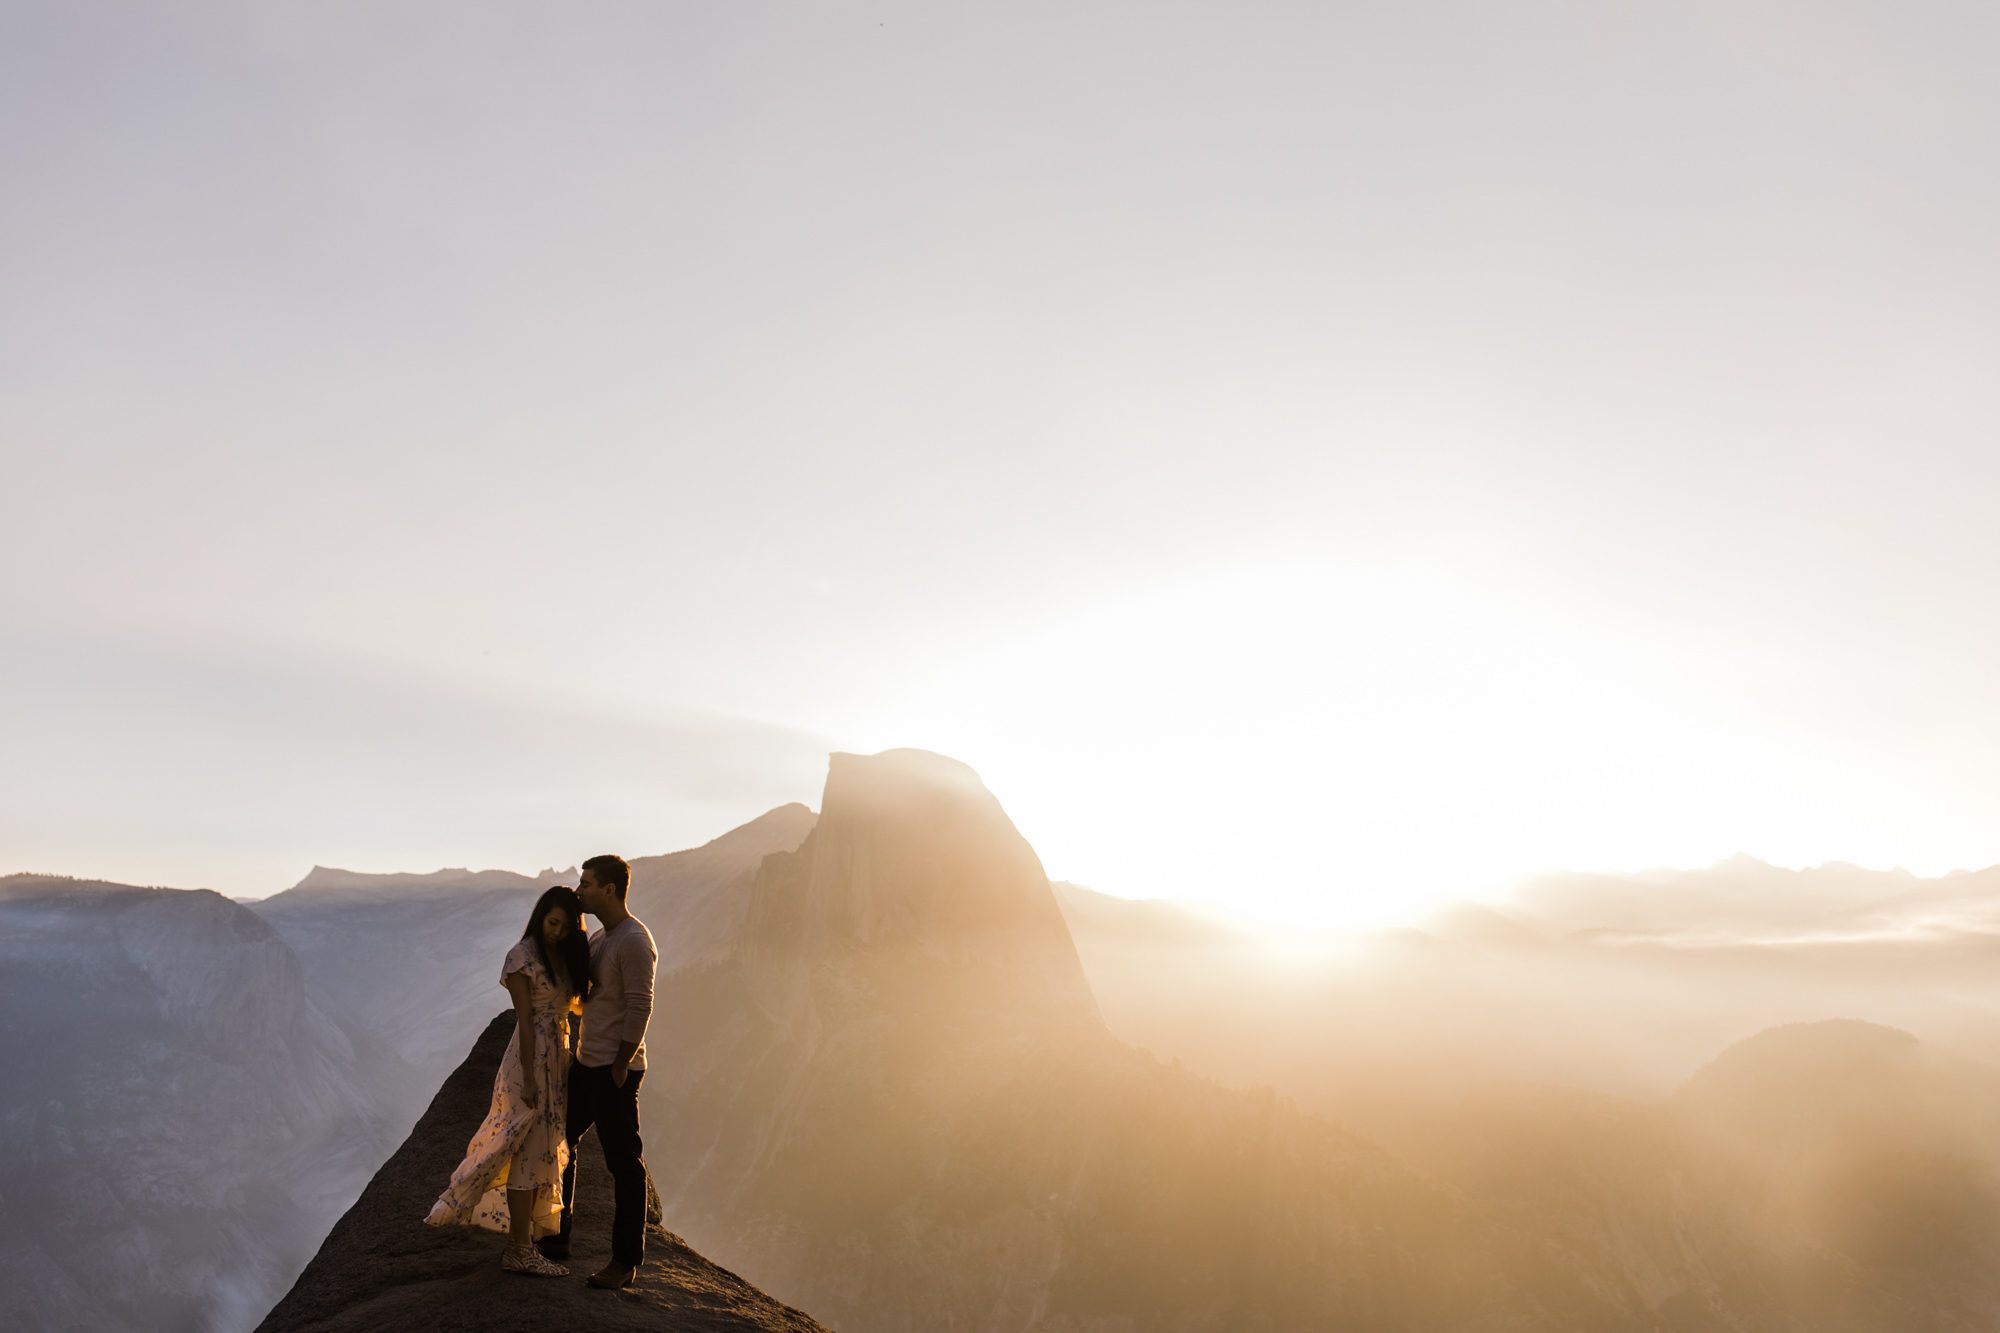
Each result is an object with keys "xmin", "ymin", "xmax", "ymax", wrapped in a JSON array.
[{"xmin": 255, "ymin": 1011, "xmax": 828, "ymax": 1332}]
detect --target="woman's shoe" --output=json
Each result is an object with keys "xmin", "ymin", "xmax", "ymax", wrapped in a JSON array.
[{"xmin": 502, "ymin": 1243, "xmax": 570, "ymax": 1277}]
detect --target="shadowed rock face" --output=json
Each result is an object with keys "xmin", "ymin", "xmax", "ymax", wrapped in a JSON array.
[
  {"xmin": 738, "ymin": 750, "xmax": 1101, "ymax": 1043},
  {"xmin": 793, "ymin": 751, "xmax": 1097, "ymax": 1021},
  {"xmin": 254, "ymin": 1012, "xmax": 828, "ymax": 1333}
]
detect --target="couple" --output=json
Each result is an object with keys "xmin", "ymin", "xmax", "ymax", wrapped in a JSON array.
[{"xmin": 423, "ymin": 853, "xmax": 658, "ymax": 1289}]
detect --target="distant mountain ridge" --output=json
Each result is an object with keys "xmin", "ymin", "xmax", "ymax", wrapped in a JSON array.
[
  {"xmin": 1062, "ymin": 853, "xmax": 2000, "ymax": 1113},
  {"xmin": 252, "ymin": 864, "xmax": 571, "ymax": 1109},
  {"xmin": 1494, "ymin": 854, "xmax": 2000, "ymax": 939},
  {"xmin": 282, "ymin": 864, "xmax": 568, "ymax": 897}
]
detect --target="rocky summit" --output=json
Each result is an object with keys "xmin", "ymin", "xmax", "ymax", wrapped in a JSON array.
[{"xmin": 254, "ymin": 1012, "xmax": 828, "ymax": 1333}]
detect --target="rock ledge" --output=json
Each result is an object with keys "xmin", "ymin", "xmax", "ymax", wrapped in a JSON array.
[{"xmin": 255, "ymin": 1013, "xmax": 828, "ymax": 1332}]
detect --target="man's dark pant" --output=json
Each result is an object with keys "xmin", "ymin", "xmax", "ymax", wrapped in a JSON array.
[{"xmin": 551, "ymin": 1063, "xmax": 647, "ymax": 1268}]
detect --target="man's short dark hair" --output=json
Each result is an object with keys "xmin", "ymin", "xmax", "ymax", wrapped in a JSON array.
[{"xmin": 582, "ymin": 853, "xmax": 631, "ymax": 900}]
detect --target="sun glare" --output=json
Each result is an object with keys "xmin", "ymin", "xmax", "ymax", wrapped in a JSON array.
[{"xmin": 859, "ymin": 564, "xmax": 1961, "ymax": 928}]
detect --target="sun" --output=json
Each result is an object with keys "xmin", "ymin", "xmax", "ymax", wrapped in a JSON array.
[{"xmin": 854, "ymin": 562, "xmax": 1949, "ymax": 928}]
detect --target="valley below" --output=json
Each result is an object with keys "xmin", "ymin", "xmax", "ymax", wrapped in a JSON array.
[{"xmin": 7, "ymin": 751, "xmax": 2000, "ymax": 1331}]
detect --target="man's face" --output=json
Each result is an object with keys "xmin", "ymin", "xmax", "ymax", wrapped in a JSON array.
[{"xmin": 577, "ymin": 868, "xmax": 611, "ymax": 918}]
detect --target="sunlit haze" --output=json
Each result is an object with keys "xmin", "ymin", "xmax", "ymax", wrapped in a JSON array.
[
  {"xmin": 860, "ymin": 563, "xmax": 1997, "ymax": 927},
  {"xmin": 5, "ymin": 1, "xmax": 1997, "ymax": 921}
]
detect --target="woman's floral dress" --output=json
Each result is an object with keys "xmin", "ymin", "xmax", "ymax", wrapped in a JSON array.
[{"xmin": 423, "ymin": 940, "xmax": 573, "ymax": 1237}]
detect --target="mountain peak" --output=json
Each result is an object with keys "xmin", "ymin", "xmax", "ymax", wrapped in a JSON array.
[
  {"xmin": 1668, "ymin": 1019, "xmax": 1967, "ymax": 1151},
  {"xmin": 631, "ymin": 803, "xmax": 820, "ymax": 974},
  {"xmin": 775, "ymin": 748, "xmax": 1100, "ymax": 1022}
]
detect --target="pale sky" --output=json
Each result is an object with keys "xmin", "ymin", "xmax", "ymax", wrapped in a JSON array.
[{"xmin": 4, "ymin": 0, "xmax": 1997, "ymax": 923}]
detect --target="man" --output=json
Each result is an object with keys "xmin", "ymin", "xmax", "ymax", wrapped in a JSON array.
[{"xmin": 539, "ymin": 853, "xmax": 658, "ymax": 1289}]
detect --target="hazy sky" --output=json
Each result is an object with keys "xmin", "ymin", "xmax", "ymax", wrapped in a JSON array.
[{"xmin": 5, "ymin": 0, "xmax": 1997, "ymax": 922}]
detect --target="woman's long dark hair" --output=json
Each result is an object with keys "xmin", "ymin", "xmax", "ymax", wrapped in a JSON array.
[{"xmin": 522, "ymin": 885, "xmax": 593, "ymax": 1003}]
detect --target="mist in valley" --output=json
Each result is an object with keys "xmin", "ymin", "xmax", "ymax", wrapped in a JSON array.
[
  {"xmin": 1057, "ymin": 861, "xmax": 2000, "ymax": 1329},
  {"xmin": 1060, "ymin": 859, "xmax": 2000, "ymax": 1116},
  {"xmin": 10, "ymin": 757, "xmax": 2000, "ymax": 1331},
  {"xmin": 0, "ymin": 879, "xmax": 394, "ymax": 1332},
  {"xmin": 613, "ymin": 758, "xmax": 2000, "ymax": 1330}
]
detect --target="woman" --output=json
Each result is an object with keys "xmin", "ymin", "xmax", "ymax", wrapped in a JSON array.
[{"xmin": 424, "ymin": 885, "xmax": 593, "ymax": 1276}]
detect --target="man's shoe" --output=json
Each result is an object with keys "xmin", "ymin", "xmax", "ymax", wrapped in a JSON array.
[
  {"xmin": 585, "ymin": 1264, "xmax": 636, "ymax": 1289},
  {"xmin": 535, "ymin": 1238, "xmax": 570, "ymax": 1261}
]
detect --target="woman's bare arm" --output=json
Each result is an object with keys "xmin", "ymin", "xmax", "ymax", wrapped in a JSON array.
[{"xmin": 506, "ymin": 970, "xmax": 539, "ymax": 1109}]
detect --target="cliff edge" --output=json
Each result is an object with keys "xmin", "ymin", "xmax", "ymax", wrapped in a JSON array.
[{"xmin": 255, "ymin": 1012, "xmax": 828, "ymax": 1333}]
